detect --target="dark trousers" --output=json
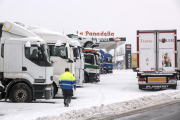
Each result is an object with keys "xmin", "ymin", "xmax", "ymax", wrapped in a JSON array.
[{"xmin": 62, "ymin": 89, "xmax": 73, "ymax": 105}]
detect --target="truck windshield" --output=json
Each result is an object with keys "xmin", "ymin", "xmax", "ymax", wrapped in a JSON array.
[
  {"xmin": 25, "ymin": 44, "xmax": 51, "ymax": 66},
  {"xmin": 67, "ymin": 34, "xmax": 78, "ymax": 38},
  {"xmin": 106, "ymin": 57, "xmax": 112, "ymax": 62},
  {"xmin": 84, "ymin": 54, "xmax": 94, "ymax": 65},
  {"xmin": 48, "ymin": 45, "xmax": 67, "ymax": 59}
]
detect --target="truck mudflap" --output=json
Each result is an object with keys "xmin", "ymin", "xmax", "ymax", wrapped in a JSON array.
[{"xmin": 139, "ymin": 84, "xmax": 177, "ymax": 90}]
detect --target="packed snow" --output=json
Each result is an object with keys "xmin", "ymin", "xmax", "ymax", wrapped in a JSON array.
[{"xmin": 0, "ymin": 70, "xmax": 180, "ymax": 120}]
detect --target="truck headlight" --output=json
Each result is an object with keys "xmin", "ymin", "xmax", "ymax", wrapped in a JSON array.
[{"xmin": 45, "ymin": 87, "xmax": 52, "ymax": 91}]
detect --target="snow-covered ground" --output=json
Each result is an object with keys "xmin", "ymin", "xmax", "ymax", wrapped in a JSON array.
[{"xmin": 0, "ymin": 70, "xmax": 180, "ymax": 120}]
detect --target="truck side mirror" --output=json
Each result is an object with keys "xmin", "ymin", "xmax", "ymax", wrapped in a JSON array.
[{"xmin": 25, "ymin": 41, "xmax": 31, "ymax": 48}]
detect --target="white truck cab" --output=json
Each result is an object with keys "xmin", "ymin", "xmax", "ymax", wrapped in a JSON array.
[
  {"xmin": 0, "ymin": 21, "xmax": 53, "ymax": 102},
  {"xmin": 27, "ymin": 26, "xmax": 76, "ymax": 96},
  {"xmin": 69, "ymin": 39, "xmax": 84, "ymax": 86}
]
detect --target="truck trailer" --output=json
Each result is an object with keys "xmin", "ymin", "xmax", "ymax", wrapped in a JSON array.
[
  {"xmin": 137, "ymin": 30, "xmax": 177, "ymax": 90},
  {"xmin": 0, "ymin": 21, "xmax": 53, "ymax": 102}
]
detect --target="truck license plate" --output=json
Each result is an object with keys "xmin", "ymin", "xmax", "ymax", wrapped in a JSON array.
[{"xmin": 148, "ymin": 77, "xmax": 166, "ymax": 82}]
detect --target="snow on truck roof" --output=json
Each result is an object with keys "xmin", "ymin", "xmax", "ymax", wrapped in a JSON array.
[
  {"xmin": 28, "ymin": 26, "xmax": 72, "ymax": 44},
  {"xmin": 0, "ymin": 21, "xmax": 46, "ymax": 44},
  {"xmin": 2, "ymin": 21, "xmax": 37, "ymax": 37}
]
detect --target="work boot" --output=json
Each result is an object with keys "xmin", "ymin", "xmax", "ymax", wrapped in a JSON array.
[{"xmin": 65, "ymin": 99, "xmax": 69, "ymax": 107}]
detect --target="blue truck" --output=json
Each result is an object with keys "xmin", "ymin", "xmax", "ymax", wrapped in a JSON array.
[{"xmin": 100, "ymin": 50, "xmax": 113, "ymax": 74}]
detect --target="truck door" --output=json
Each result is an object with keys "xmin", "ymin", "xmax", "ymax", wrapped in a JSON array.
[
  {"xmin": 158, "ymin": 32, "xmax": 177, "ymax": 72},
  {"xmin": 4, "ymin": 43, "xmax": 23, "ymax": 78},
  {"xmin": 23, "ymin": 44, "xmax": 46, "ymax": 83},
  {"xmin": 138, "ymin": 32, "xmax": 156, "ymax": 72},
  {"xmin": 73, "ymin": 47, "xmax": 80, "ymax": 81}
]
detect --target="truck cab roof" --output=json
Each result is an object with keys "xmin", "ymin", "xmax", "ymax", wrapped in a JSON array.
[
  {"xmin": 28, "ymin": 26, "xmax": 72, "ymax": 44},
  {"xmin": 1, "ymin": 21, "xmax": 46, "ymax": 44}
]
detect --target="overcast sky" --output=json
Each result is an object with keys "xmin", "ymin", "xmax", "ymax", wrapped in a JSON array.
[{"xmin": 0, "ymin": 0, "xmax": 180, "ymax": 53}]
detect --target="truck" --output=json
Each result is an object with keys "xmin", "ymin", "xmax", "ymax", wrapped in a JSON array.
[
  {"xmin": 99, "ymin": 49, "xmax": 113, "ymax": 74},
  {"xmin": 28, "ymin": 26, "xmax": 76, "ymax": 96},
  {"xmin": 69, "ymin": 38, "xmax": 84, "ymax": 86},
  {"xmin": 0, "ymin": 21, "xmax": 53, "ymax": 102},
  {"xmin": 176, "ymin": 39, "xmax": 180, "ymax": 79},
  {"xmin": 82, "ymin": 48, "xmax": 100, "ymax": 83},
  {"xmin": 67, "ymin": 34, "xmax": 100, "ymax": 48},
  {"xmin": 137, "ymin": 30, "xmax": 177, "ymax": 90},
  {"xmin": 131, "ymin": 53, "xmax": 137, "ymax": 72}
]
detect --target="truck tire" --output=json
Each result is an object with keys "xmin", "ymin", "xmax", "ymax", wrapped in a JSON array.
[
  {"xmin": 84, "ymin": 42, "xmax": 93, "ymax": 48},
  {"xmin": 139, "ymin": 85, "xmax": 143, "ymax": 90},
  {"xmin": 103, "ymin": 69, "xmax": 107, "ymax": 74},
  {"xmin": 9, "ymin": 83, "xmax": 32, "ymax": 102},
  {"xmin": 52, "ymin": 82, "xmax": 58, "ymax": 97},
  {"xmin": 172, "ymin": 85, "xmax": 177, "ymax": 89},
  {"xmin": 83, "ymin": 74, "xmax": 89, "ymax": 83}
]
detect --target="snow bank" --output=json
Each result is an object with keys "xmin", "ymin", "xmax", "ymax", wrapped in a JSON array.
[{"xmin": 36, "ymin": 91, "xmax": 180, "ymax": 120}]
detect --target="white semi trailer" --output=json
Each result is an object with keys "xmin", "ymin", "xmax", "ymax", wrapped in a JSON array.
[
  {"xmin": 0, "ymin": 21, "xmax": 53, "ymax": 102},
  {"xmin": 28, "ymin": 26, "xmax": 77, "ymax": 96},
  {"xmin": 137, "ymin": 30, "xmax": 177, "ymax": 90}
]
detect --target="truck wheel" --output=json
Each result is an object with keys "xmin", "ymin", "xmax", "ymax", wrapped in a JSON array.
[
  {"xmin": 84, "ymin": 42, "xmax": 93, "ymax": 48},
  {"xmin": 9, "ymin": 83, "xmax": 32, "ymax": 102},
  {"xmin": 83, "ymin": 75, "xmax": 88, "ymax": 83},
  {"xmin": 52, "ymin": 82, "xmax": 58, "ymax": 97},
  {"xmin": 172, "ymin": 86, "xmax": 177, "ymax": 89},
  {"xmin": 139, "ymin": 85, "xmax": 143, "ymax": 90},
  {"xmin": 103, "ymin": 69, "xmax": 107, "ymax": 74}
]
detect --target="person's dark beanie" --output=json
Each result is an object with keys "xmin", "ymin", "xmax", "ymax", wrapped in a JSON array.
[{"xmin": 65, "ymin": 68, "xmax": 69, "ymax": 72}]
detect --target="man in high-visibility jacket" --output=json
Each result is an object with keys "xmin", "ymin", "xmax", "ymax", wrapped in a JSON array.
[{"xmin": 59, "ymin": 68, "xmax": 76, "ymax": 107}]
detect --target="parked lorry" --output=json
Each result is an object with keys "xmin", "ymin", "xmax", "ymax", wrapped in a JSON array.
[
  {"xmin": 137, "ymin": 30, "xmax": 177, "ymax": 90},
  {"xmin": 28, "ymin": 26, "xmax": 76, "ymax": 96},
  {"xmin": 0, "ymin": 21, "xmax": 53, "ymax": 102},
  {"xmin": 176, "ymin": 39, "xmax": 180, "ymax": 79},
  {"xmin": 67, "ymin": 34, "xmax": 100, "ymax": 48},
  {"xmin": 69, "ymin": 38, "xmax": 84, "ymax": 86},
  {"xmin": 99, "ymin": 49, "xmax": 113, "ymax": 74},
  {"xmin": 82, "ymin": 48, "xmax": 100, "ymax": 83},
  {"xmin": 131, "ymin": 53, "xmax": 137, "ymax": 72}
]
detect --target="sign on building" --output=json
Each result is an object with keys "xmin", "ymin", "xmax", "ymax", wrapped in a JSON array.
[{"xmin": 125, "ymin": 44, "xmax": 131, "ymax": 69}]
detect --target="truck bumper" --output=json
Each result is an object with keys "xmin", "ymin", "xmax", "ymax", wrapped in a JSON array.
[
  {"xmin": 44, "ymin": 85, "xmax": 53, "ymax": 99},
  {"xmin": 108, "ymin": 69, "xmax": 113, "ymax": 73},
  {"xmin": 33, "ymin": 84, "xmax": 53, "ymax": 100},
  {"xmin": 89, "ymin": 73, "xmax": 100, "ymax": 83},
  {"xmin": 137, "ymin": 73, "xmax": 177, "ymax": 90},
  {"xmin": 0, "ymin": 86, "xmax": 4, "ymax": 100},
  {"xmin": 139, "ymin": 84, "xmax": 177, "ymax": 90}
]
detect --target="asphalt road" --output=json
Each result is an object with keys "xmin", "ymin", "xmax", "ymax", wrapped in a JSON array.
[{"xmin": 115, "ymin": 102, "xmax": 180, "ymax": 120}]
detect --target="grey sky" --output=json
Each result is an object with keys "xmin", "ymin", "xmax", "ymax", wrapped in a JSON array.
[{"xmin": 0, "ymin": 0, "xmax": 180, "ymax": 53}]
